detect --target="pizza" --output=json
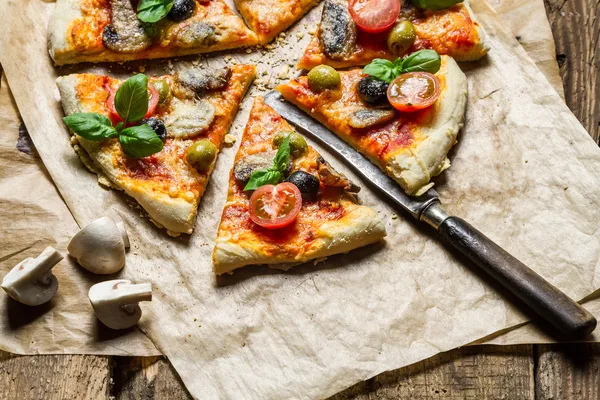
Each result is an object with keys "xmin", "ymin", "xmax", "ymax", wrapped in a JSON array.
[
  {"xmin": 235, "ymin": 0, "xmax": 320, "ymax": 44},
  {"xmin": 56, "ymin": 64, "xmax": 256, "ymax": 235},
  {"xmin": 297, "ymin": 0, "xmax": 489, "ymax": 70},
  {"xmin": 48, "ymin": 0, "xmax": 258, "ymax": 65},
  {"xmin": 212, "ymin": 97, "xmax": 386, "ymax": 274},
  {"xmin": 277, "ymin": 55, "xmax": 467, "ymax": 195}
]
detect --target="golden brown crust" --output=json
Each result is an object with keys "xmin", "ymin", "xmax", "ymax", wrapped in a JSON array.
[
  {"xmin": 212, "ymin": 97, "xmax": 386, "ymax": 274},
  {"xmin": 48, "ymin": 0, "xmax": 258, "ymax": 65},
  {"xmin": 297, "ymin": 2, "xmax": 489, "ymax": 70},
  {"xmin": 56, "ymin": 65, "xmax": 256, "ymax": 234}
]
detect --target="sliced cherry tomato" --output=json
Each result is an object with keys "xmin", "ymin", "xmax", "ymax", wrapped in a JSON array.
[
  {"xmin": 106, "ymin": 83, "xmax": 159, "ymax": 123},
  {"xmin": 249, "ymin": 182, "xmax": 302, "ymax": 229},
  {"xmin": 349, "ymin": 0, "xmax": 401, "ymax": 33},
  {"xmin": 387, "ymin": 72, "xmax": 441, "ymax": 112}
]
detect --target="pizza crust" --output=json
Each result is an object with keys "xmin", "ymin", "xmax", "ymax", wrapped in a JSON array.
[
  {"xmin": 213, "ymin": 204, "xmax": 386, "ymax": 275},
  {"xmin": 48, "ymin": 0, "xmax": 258, "ymax": 65},
  {"xmin": 56, "ymin": 75, "xmax": 198, "ymax": 234},
  {"xmin": 386, "ymin": 56, "xmax": 468, "ymax": 194}
]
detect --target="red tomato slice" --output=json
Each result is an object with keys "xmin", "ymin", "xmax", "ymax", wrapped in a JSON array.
[
  {"xmin": 249, "ymin": 182, "xmax": 302, "ymax": 229},
  {"xmin": 106, "ymin": 83, "xmax": 159, "ymax": 123},
  {"xmin": 387, "ymin": 72, "xmax": 441, "ymax": 112},
  {"xmin": 349, "ymin": 0, "xmax": 400, "ymax": 33}
]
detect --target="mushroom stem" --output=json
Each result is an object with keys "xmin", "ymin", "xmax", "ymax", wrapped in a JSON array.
[
  {"xmin": 113, "ymin": 281, "xmax": 153, "ymax": 305},
  {"xmin": 116, "ymin": 221, "xmax": 130, "ymax": 249}
]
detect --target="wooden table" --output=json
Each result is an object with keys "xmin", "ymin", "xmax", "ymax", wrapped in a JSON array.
[{"xmin": 1, "ymin": 0, "xmax": 599, "ymax": 398}]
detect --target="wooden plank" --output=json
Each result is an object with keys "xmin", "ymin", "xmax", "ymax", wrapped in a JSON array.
[
  {"xmin": 0, "ymin": 351, "xmax": 111, "ymax": 399},
  {"xmin": 330, "ymin": 345, "xmax": 535, "ymax": 400},
  {"xmin": 112, "ymin": 356, "xmax": 191, "ymax": 400},
  {"xmin": 535, "ymin": 344, "xmax": 600, "ymax": 400},
  {"xmin": 544, "ymin": 0, "xmax": 600, "ymax": 143}
]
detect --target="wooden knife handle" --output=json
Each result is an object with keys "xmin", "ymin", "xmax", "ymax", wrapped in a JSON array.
[{"xmin": 437, "ymin": 216, "xmax": 597, "ymax": 338}]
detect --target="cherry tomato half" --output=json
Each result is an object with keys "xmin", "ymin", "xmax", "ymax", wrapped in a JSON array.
[
  {"xmin": 106, "ymin": 83, "xmax": 159, "ymax": 123},
  {"xmin": 249, "ymin": 182, "xmax": 303, "ymax": 229},
  {"xmin": 349, "ymin": 0, "xmax": 401, "ymax": 33},
  {"xmin": 387, "ymin": 72, "xmax": 441, "ymax": 112}
]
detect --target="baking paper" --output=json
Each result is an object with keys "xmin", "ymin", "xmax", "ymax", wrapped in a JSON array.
[{"xmin": 1, "ymin": 0, "xmax": 599, "ymax": 398}]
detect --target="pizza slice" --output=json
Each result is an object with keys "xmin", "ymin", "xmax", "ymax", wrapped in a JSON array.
[
  {"xmin": 48, "ymin": 0, "xmax": 258, "ymax": 65},
  {"xmin": 278, "ymin": 55, "xmax": 467, "ymax": 195},
  {"xmin": 57, "ymin": 64, "xmax": 256, "ymax": 235},
  {"xmin": 297, "ymin": 0, "xmax": 489, "ymax": 70},
  {"xmin": 235, "ymin": 0, "xmax": 320, "ymax": 44},
  {"xmin": 212, "ymin": 97, "xmax": 386, "ymax": 275}
]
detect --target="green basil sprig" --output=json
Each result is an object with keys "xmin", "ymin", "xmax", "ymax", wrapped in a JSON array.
[
  {"xmin": 63, "ymin": 74, "xmax": 164, "ymax": 159},
  {"xmin": 137, "ymin": 0, "xmax": 173, "ymax": 23},
  {"xmin": 363, "ymin": 49, "xmax": 442, "ymax": 83},
  {"xmin": 410, "ymin": 0, "xmax": 463, "ymax": 11},
  {"xmin": 244, "ymin": 135, "xmax": 291, "ymax": 191}
]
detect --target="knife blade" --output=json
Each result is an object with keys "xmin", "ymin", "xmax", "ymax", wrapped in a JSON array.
[{"xmin": 264, "ymin": 90, "xmax": 597, "ymax": 338}]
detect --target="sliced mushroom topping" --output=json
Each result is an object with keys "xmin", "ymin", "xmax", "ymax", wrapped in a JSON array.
[
  {"xmin": 233, "ymin": 151, "xmax": 278, "ymax": 185},
  {"xmin": 163, "ymin": 98, "xmax": 216, "ymax": 138},
  {"xmin": 175, "ymin": 20, "xmax": 217, "ymax": 48},
  {"xmin": 317, "ymin": 156, "xmax": 361, "ymax": 193},
  {"xmin": 174, "ymin": 67, "xmax": 232, "ymax": 99},
  {"xmin": 319, "ymin": 0, "xmax": 357, "ymax": 60},
  {"xmin": 102, "ymin": 0, "xmax": 153, "ymax": 53},
  {"xmin": 347, "ymin": 109, "xmax": 396, "ymax": 129}
]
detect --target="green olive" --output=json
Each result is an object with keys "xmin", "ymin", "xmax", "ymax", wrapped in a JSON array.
[
  {"xmin": 273, "ymin": 131, "xmax": 308, "ymax": 157},
  {"xmin": 307, "ymin": 65, "xmax": 341, "ymax": 92},
  {"xmin": 387, "ymin": 20, "xmax": 416, "ymax": 56},
  {"xmin": 152, "ymin": 79, "xmax": 171, "ymax": 106},
  {"xmin": 186, "ymin": 139, "xmax": 217, "ymax": 172}
]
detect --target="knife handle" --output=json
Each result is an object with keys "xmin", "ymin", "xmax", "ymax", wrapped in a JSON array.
[{"xmin": 426, "ymin": 207, "xmax": 596, "ymax": 338}]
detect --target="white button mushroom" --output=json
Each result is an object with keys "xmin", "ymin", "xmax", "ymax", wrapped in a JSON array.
[
  {"xmin": 1, "ymin": 246, "xmax": 63, "ymax": 306},
  {"xmin": 88, "ymin": 279, "xmax": 152, "ymax": 330},
  {"xmin": 68, "ymin": 217, "xmax": 130, "ymax": 275}
]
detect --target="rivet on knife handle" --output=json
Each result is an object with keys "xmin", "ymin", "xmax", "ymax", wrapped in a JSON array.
[{"xmin": 421, "ymin": 202, "xmax": 597, "ymax": 338}]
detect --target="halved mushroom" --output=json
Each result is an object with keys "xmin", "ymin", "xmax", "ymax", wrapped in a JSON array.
[
  {"xmin": 163, "ymin": 98, "xmax": 216, "ymax": 138},
  {"xmin": 1, "ymin": 246, "xmax": 63, "ymax": 306},
  {"xmin": 68, "ymin": 217, "xmax": 130, "ymax": 275},
  {"xmin": 89, "ymin": 279, "xmax": 152, "ymax": 330},
  {"xmin": 102, "ymin": 0, "xmax": 153, "ymax": 53}
]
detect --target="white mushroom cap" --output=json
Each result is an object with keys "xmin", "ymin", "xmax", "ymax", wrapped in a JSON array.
[
  {"xmin": 1, "ymin": 246, "xmax": 63, "ymax": 306},
  {"xmin": 89, "ymin": 279, "xmax": 152, "ymax": 330},
  {"xmin": 68, "ymin": 217, "xmax": 130, "ymax": 275}
]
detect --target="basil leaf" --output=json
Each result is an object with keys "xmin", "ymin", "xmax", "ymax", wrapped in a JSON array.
[
  {"xmin": 137, "ymin": 0, "xmax": 173, "ymax": 23},
  {"xmin": 273, "ymin": 135, "xmax": 291, "ymax": 173},
  {"xmin": 399, "ymin": 49, "xmax": 442, "ymax": 74},
  {"xmin": 119, "ymin": 124, "xmax": 163, "ymax": 158},
  {"xmin": 410, "ymin": 0, "xmax": 463, "ymax": 10},
  {"xmin": 243, "ymin": 169, "xmax": 282, "ymax": 191},
  {"xmin": 116, "ymin": 122, "xmax": 125, "ymax": 133},
  {"xmin": 363, "ymin": 59, "xmax": 396, "ymax": 83},
  {"xmin": 114, "ymin": 74, "xmax": 149, "ymax": 124},
  {"xmin": 63, "ymin": 113, "xmax": 118, "ymax": 141}
]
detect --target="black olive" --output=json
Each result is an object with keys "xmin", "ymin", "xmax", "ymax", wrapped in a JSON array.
[
  {"xmin": 357, "ymin": 76, "xmax": 389, "ymax": 106},
  {"xmin": 168, "ymin": 0, "xmax": 196, "ymax": 22},
  {"xmin": 140, "ymin": 118, "xmax": 167, "ymax": 141},
  {"xmin": 285, "ymin": 171, "xmax": 320, "ymax": 197}
]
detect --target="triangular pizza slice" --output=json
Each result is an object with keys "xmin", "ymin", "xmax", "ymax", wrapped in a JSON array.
[
  {"xmin": 235, "ymin": 0, "xmax": 320, "ymax": 44},
  {"xmin": 48, "ymin": 0, "xmax": 259, "ymax": 65},
  {"xmin": 278, "ymin": 55, "xmax": 467, "ymax": 195},
  {"xmin": 298, "ymin": 0, "xmax": 489, "ymax": 70},
  {"xmin": 57, "ymin": 64, "xmax": 256, "ymax": 235},
  {"xmin": 212, "ymin": 97, "xmax": 386, "ymax": 275}
]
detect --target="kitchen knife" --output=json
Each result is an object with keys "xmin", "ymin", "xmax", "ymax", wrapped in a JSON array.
[{"xmin": 264, "ymin": 91, "xmax": 597, "ymax": 339}]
